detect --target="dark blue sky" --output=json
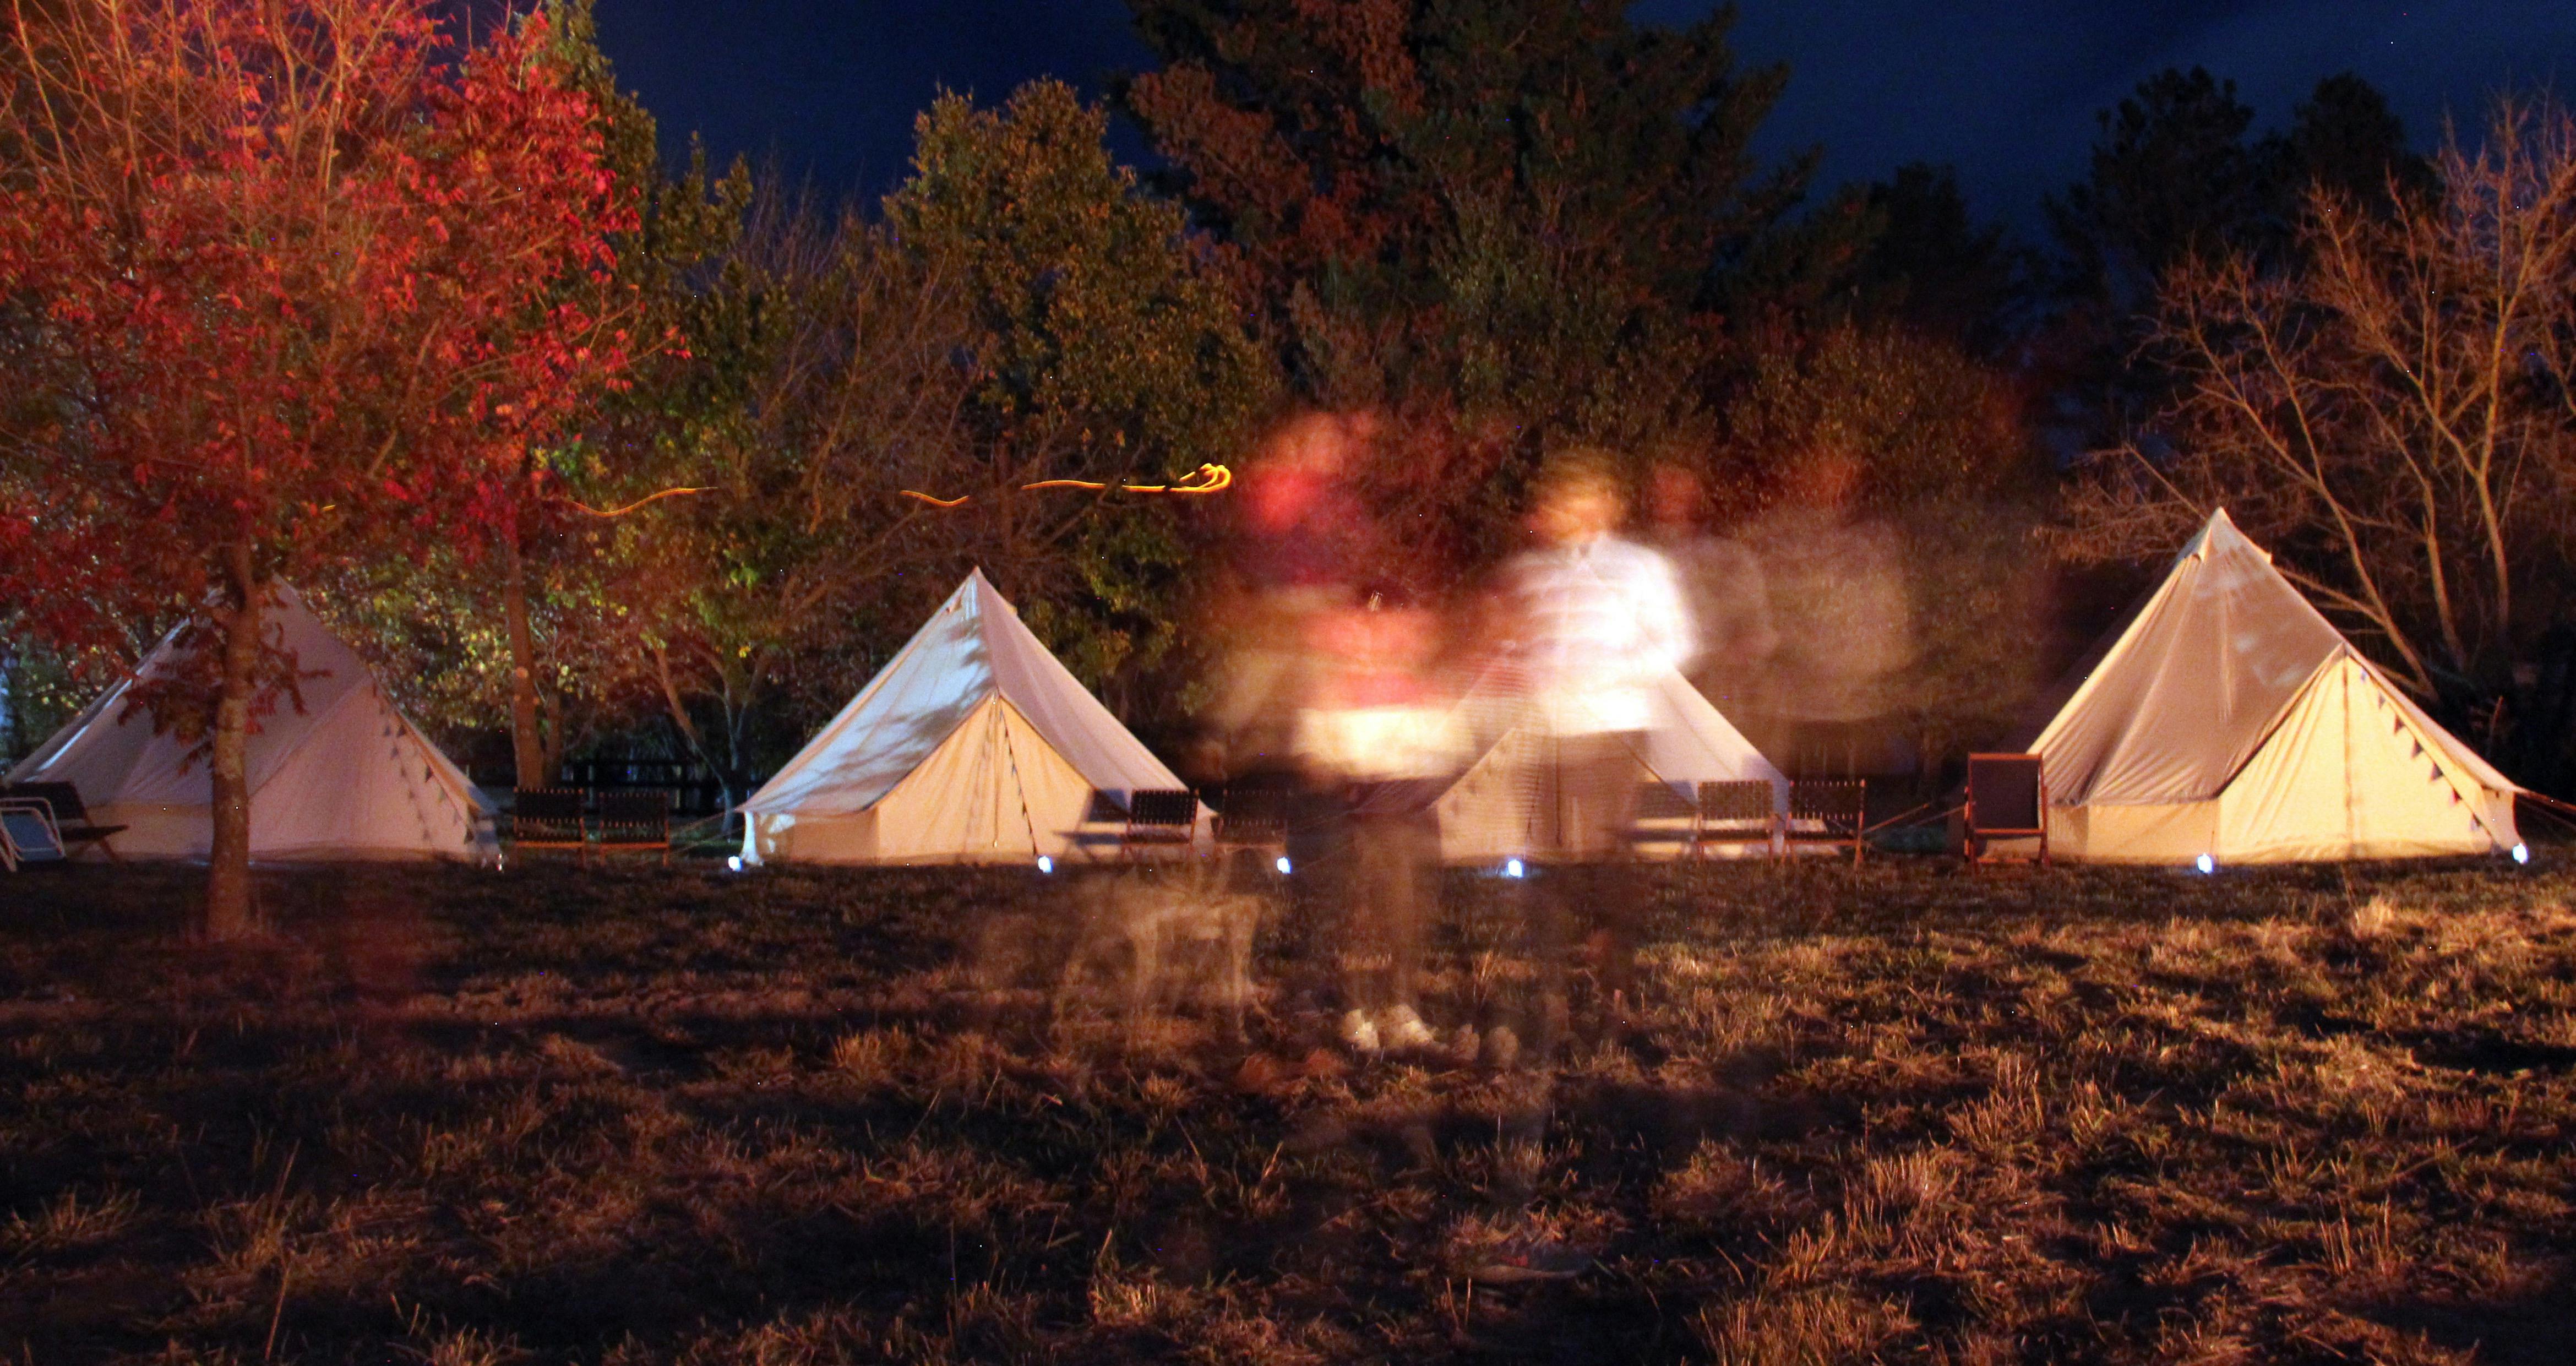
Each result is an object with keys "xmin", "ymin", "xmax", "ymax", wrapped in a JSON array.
[{"xmin": 594, "ymin": 1, "xmax": 2576, "ymax": 237}]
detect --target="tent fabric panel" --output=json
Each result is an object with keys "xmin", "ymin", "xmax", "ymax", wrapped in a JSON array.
[
  {"xmin": 2208, "ymin": 650, "xmax": 2507, "ymax": 862},
  {"xmin": 745, "ymin": 809, "xmax": 878, "ymax": 864},
  {"xmin": 744, "ymin": 581, "xmax": 995, "ymax": 819},
  {"xmin": 2045, "ymin": 799, "xmax": 2217, "ymax": 864},
  {"xmin": 1434, "ymin": 671, "xmax": 1785, "ymax": 865},
  {"xmin": 2032, "ymin": 510, "xmax": 2344, "ymax": 808},
  {"xmin": 865, "ymin": 697, "xmax": 1094, "ymax": 863},
  {"xmin": 254, "ymin": 685, "xmax": 489, "ymax": 861},
  {"xmin": 970, "ymin": 570, "xmax": 1192, "ymax": 804}
]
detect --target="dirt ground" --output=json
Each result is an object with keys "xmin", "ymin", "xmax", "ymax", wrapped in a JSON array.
[{"xmin": 2, "ymin": 853, "xmax": 2571, "ymax": 1364}]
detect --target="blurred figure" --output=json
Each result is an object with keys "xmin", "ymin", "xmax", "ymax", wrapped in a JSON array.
[
  {"xmin": 1294, "ymin": 584, "xmax": 1463, "ymax": 1054},
  {"xmin": 1646, "ymin": 459, "xmax": 1777, "ymax": 715},
  {"xmin": 1486, "ymin": 450, "xmax": 1692, "ymax": 1063},
  {"xmin": 1740, "ymin": 448, "xmax": 1916, "ymax": 777},
  {"xmin": 1203, "ymin": 410, "xmax": 1377, "ymax": 779}
]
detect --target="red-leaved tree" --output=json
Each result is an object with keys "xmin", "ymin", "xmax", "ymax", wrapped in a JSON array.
[{"xmin": 0, "ymin": 0, "xmax": 637, "ymax": 936}]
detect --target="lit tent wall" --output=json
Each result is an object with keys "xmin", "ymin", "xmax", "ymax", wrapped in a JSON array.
[
  {"xmin": 8, "ymin": 587, "xmax": 497, "ymax": 862},
  {"xmin": 1434, "ymin": 669, "xmax": 1788, "ymax": 864},
  {"xmin": 2026, "ymin": 509, "xmax": 2519, "ymax": 864},
  {"xmin": 740, "ymin": 570, "xmax": 1206, "ymax": 866}
]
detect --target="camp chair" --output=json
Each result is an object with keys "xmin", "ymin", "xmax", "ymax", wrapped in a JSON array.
[
  {"xmin": 1785, "ymin": 780, "xmax": 1867, "ymax": 865},
  {"xmin": 1695, "ymin": 780, "xmax": 1780, "ymax": 858},
  {"xmin": 0, "ymin": 782, "xmax": 124, "ymax": 861},
  {"xmin": 1121, "ymin": 788, "xmax": 1200, "ymax": 861},
  {"xmin": 596, "ymin": 791, "xmax": 672, "ymax": 866},
  {"xmin": 511, "ymin": 788, "xmax": 590, "ymax": 864},
  {"xmin": 1630, "ymin": 781, "xmax": 1698, "ymax": 857},
  {"xmin": 1964, "ymin": 753, "xmax": 2049, "ymax": 866},
  {"xmin": 1212, "ymin": 784, "xmax": 1291, "ymax": 851},
  {"xmin": 0, "ymin": 797, "xmax": 68, "ymax": 872}
]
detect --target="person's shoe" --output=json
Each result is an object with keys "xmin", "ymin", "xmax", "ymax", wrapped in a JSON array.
[
  {"xmin": 1379, "ymin": 1005, "xmax": 1436, "ymax": 1051},
  {"xmin": 1478, "ymin": 1024, "xmax": 1521, "ymax": 1071},
  {"xmin": 1338, "ymin": 1008, "xmax": 1381, "ymax": 1055}
]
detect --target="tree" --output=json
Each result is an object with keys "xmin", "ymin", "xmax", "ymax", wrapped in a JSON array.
[
  {"xmin": 0, "ymin": 0, "xmax": 637, "ymax": 935},
  {"xmin": 884, "ymin": 80, "xmax": 1277, "ymax": 712},
  {"xmin": 2055, "ymin": 97, "xmax": 2576, "ymax": 739},
  {"xmin": 1847, "ymin": 163, "xmax": 2023, "ymax": 352},
  {"xmin": 1124, "ymin": 0, "xmax": 1841, "ymax": 563},
  {"xmin": 2048, "ymin": 68, "xmax": 2269, "ymax": 309}
]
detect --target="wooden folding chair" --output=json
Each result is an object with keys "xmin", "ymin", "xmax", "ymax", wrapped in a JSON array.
[
  {"xmin": 1120, "ymin": 788, "xmax": 1200, "ymax": 861},
  {"xmin": 596, "ymin": 791, "xmax": 672, "ymax": 867},
  {"xmin": 1630, "ymin": 781, "xmax": 1698, "ymax": 857},
  {"xmin": 1212, "ymin": 784, "xmax": 1290, "ymax": 851},
  {"xmin": 511, "ymin": 787, "xmax": 590, "ymax": 864},
  {"xmin": 1695, "ymin": 779, "xmax": 1780, "ymax": 858},
  {"xmin": 1785, "ymin": 779, "xmax": 1867, "ymax": 865},
  {"xmin": 0, "ymin": 782, "xmax": 124, "ymax": 861},
  {"xmin": 1964, "ymin": 754, "xmax": 2049, "ymax": 866}
]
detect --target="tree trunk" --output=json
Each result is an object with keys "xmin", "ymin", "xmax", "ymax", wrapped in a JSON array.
[
  {"xmin": 503, "ymin": 523, "xmax": 547, "ymax": 791},
  {"xmin": 202, "ymin": 544, "xmax": 263, "ymax": 941}
]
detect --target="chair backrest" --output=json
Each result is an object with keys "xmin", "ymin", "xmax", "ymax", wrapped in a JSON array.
[
  {"xmin": 1789, "ymin": 780, "xmax": 1867, "ymax": 832},
  {"xmin": 1966, "ymin": 754, "xmax": 2045, "ymax": 834},
  {"xmin": 512, "ymin": 788, "xmax": 587, "ymax": 841},
  {"xmin": 1126, "ymin": 788, "xmax": 1199, "ymax": 839},
  {"xmin": 1698, "ymin": 780, "xmax": 1776, "ymax": 824},
  {"xmin": 3, "ymin": 782, "xmax": 87, "ymax": 825},
  {"xmin": 597, "ymin": 791, "xmax": 670, "ymax": 842},
  {"xmin": 0, "ymin": 802, "xmax": 67, "ymax": 864},
  {"xmin": 1214, "ymin": 785, "xmax": 1290, "ymax": 845},
  {"xmin": 1634, "ymin": 782, "xmax": 1696, "ymax": 821}
]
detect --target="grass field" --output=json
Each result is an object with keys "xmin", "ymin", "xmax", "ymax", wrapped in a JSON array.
[{"xmin": 3, "ymin": 854, "xmax": 2572, "ymax": 1364}]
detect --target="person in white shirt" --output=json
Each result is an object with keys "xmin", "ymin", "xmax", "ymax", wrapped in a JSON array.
[{"xmin": 1483, "ymin": 450, "xmax": 1692, "ymax": 1064}]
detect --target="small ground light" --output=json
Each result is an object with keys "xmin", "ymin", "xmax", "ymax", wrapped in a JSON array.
[
  {"xmin": 1504, "ymin": 858, "xmax": 1526, "ymax": 879},
  {"xmin": 2513, "ymin": 843, "xmax": 2530, "ymax": 864},
  {"xmin": 2194, "ymin": 853, "xmax": 2215, "ymax": 874},
  {"xmin": 1037, "ymin": 855, "xmax": 1054, "ymax": 874},
  {"xmin": 726, "ymin": 855, "xmax": 742, "ymax": 873},
  {"xmin": 1274, "ymin": 855, "xmax": 1292, "ymax": 875}
]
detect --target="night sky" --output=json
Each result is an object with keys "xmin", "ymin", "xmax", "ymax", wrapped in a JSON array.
[{"xmin": 593, "ymin": 1, "xmax": 2576, "ymax": 236}]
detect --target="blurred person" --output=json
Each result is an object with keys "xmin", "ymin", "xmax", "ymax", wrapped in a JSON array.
[
  {"xmin": 1484, "ymin": 450, "xmax": 1692, "ymax": 1064},
  {"xmin": 1294, "ymin": 583, "xmax": 1464, "ymax": 1054},
  {"xmin": 1646, "ymin": 459, "xmax": 1777, "ymax": 715},
  {"xmin": 1740, "ymin": 448, "xmax": 1916, "ymax": 777},
  {"xmin": 1202, "ymin": 409, "xmax": 1377, "ymax": 779}
]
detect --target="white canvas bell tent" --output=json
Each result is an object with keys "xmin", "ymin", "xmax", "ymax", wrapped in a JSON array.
[
  {"xmin": 8, "ymin": 587, "xmax": 497, "ymax": 862},
  {"xmin": 740, "ymin": 570, "xmax": 1204, "ymax": 866},
  {"xmin": 2026, "ymin": 508, "xmax": 2519, "ymax": 864},
  {"xmin": 1434, "ymin": 670, "xmax": 1788, "ymax": 864}
]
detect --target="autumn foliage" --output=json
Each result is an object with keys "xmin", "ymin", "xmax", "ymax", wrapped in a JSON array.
[{"xmin": 0, "ymin": 0, "xmax": 638, "ymax": 933}]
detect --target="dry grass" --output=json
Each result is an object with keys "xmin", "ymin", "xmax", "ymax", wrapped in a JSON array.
[{"xmin": 2, "ymin": 854, "xmax": 2573, "ymax": 1363}]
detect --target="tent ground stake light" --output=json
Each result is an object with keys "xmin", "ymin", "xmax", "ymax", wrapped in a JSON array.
[
  {"xmin": 1274, "ymin": 855, "xmax": 1292, "ymax": 875},
  {"xmin": 2194, "ymin": 853, "xmax": 2215, "ymax": 874},
  {"xmin": 1037, "ymin": 856, "xmax": 1054, "ymax": 874},
  {"xmin": 2513, "ymin": 843, "xmax": 2530, "ymax": 865}
]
